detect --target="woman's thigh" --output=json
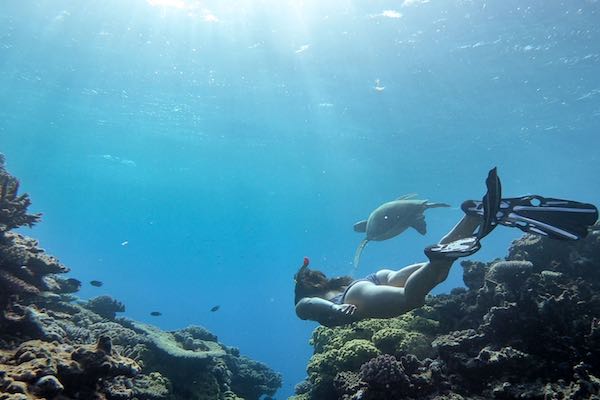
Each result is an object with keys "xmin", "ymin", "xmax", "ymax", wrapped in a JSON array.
[
  {"xmin": 377, "ymin": 264, "xmax": 426, "ymax": 287},
  {"xmin": 344, "ymin": 282, "xmax": 410, "ymax": 319}
]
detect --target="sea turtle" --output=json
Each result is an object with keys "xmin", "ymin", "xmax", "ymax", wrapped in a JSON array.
[{"xmin": 352, "ymin": 194, "xmax": 450, "ymax": 272}]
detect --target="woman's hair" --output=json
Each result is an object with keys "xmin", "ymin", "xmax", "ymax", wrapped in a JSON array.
[{"xmin": 294, "ymin": 265, "xmax": 353, "ymax": 305}]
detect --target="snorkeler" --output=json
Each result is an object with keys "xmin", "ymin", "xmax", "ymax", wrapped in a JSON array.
[{"xmin": 294, "ymin": 168, "xmax": 598, "ymax": 327}]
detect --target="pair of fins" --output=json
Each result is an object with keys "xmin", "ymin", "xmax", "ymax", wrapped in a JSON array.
[{"xmin": 426, "ymin": 167, "xmax": 599, "ymax": 259}]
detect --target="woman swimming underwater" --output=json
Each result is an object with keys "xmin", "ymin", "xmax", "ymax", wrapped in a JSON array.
[{"xmin": 294, "ymin": 168, "xmax": 599, "ymax": 327}]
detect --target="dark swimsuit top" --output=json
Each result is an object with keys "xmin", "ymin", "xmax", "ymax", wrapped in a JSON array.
[{"xmin": 329, "ymin": 273, "xmax": 382, "ymax": 305}]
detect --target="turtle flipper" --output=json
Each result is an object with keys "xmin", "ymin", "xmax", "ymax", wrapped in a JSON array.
[
  {"xmin": 352, "ymin": 239, "xmax": 369, "ymax": 274},
  {"xmin": 425, "ymin": 201, "xmax": 451, "ymax": 209},
  {"xmin": 353, "ymin": 220, "xmax": 368, "ymax": 233},
  {"xmin": 412, "ymin": 216, "xmax": 427, "ymax": 235}
]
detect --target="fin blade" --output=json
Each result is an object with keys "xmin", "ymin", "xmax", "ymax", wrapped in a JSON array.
[
  {"xmin": 464, "ymin": 195, "xmax": 599, "ymax": 241},
  {"xmin": 510, "ymin": 199, "xmax": 598, "ymax": 240},
  {"xmin": 479, "ymin": 167, "xmax": 502, "ymax": 239},
  {"xmin": 412, "ymin": 217, "xmax": 427, "ymax": 235},
  {"xmin": 352, "ymin": 239, "xmax": 369, "ymax": 275},
  {"xmin": 353, "ymin": 220, "xmax": 368, "ymax": 233}
]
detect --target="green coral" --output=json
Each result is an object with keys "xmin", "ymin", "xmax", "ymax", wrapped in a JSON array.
[
  {"xmin": 310, "ymin": 313, "xmax": 440, "ymax": 356},
  {"xmin": 306, "ymin": 340, "xmax": 380, "ymax": 396},
  {"xmin": 372, "ymin": 328, "xmax": 406, "ymax": 353},
  {"xmin": 400, "ymin": 331, "xmax": 434, "ymax": 359},
  {"xmin": 307, "ymin": 348, "xmax": 340, "ymax": 393},
  {"xmin": 371, "ymin": 328, "xmax": 434, "ymax": 358},
  {"xmin": 311, "ymin": 324, "xmax": 371, "ymax": 353},
  {"xmin": 303, "ymin": 311, "xmax": 440, "ymax": 397},
  {"xmin": 402, "ymin": 311, "xmax": 440, "ymax": 335},
  {"xmin": 338, "ymin": 339, "xmax": 380, "ymax": 370}
]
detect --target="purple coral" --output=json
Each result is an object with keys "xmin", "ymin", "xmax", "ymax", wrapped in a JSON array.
[{"xmin": 359, "ymin": 354, "xmax": 410, "ymax": 390}]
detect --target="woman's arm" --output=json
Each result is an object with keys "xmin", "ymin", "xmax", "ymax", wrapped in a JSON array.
[{"xmin": 296, "ymin": 297, "xmax": 357, "ymax": 327}]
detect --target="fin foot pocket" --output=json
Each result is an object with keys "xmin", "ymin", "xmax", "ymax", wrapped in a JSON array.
[{"xmin": 425, "ymin": 237, "xmax": 481, "ymax": 260}]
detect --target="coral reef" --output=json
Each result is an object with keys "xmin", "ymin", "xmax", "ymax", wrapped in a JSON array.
[
  {"xmin": 0, "ymin": 154, "xmax": 41, "ymax": 233},
  {"xmin": 0, "ymin": 337, "xmax": 140, "ymax": 399},
  {"xmin": 0, "ymin": 155, "xmax": 282, "ymax": 400},
  {"xmin": 84, "ymin": 295, "xmax": 126, "ymax": 320},
  {"xmin": 0, "ymin": 232, "xmax": 77, "ymax": 310},
  {"xmin": 301, "ymin": 313, "xmax": 439, "ymax": 398},
  {"xmin": 293, "ymin": 230, "xmax": 600, "ymax": 399}
]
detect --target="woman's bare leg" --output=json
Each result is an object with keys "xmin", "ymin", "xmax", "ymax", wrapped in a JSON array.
[
  {"xmin": 379, "ymin": 264, "xmax": 424, "ymax": 287},
  {"xmin": 379, "ymin": 215, "xmax": 481, "ymax": 287},
  {"xmin": 439, "ymin": 214, "xmax": 481, "ymax": 244},
  {"xmin": 400, "ymin": 214, "xmax": 482, "ymax": 309},
  {"xmin": 349, "ymin": 214, "xmax": 484, "ymax": 317}
]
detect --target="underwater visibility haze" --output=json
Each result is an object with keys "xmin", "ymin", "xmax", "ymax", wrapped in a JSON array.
[{"xmin": 1, "ymin": 0, "xmax": 600, "ymax": 398}]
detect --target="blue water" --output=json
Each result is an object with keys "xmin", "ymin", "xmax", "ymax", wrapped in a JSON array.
[{"xmin": 1, "ymin": 0, "xmax": 599, "ymax": 397}]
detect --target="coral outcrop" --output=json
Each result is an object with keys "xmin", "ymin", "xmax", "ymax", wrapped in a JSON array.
[
  {"xmin": 0, "ymin": 154, "xmax": 40, "ymax": 233},
  {"xmin": 0, "ymin": 155, "xmax": 282, "ymax": 400},
  {"xmin": 84, "ymin": 295, "xmax": 126, "ymax": 320},
  {"xmin": 0, "ymin": 337, "xmax": 140, "ymax": 399},
  {"xmin": 293, "ymin": 229, "xmax": 600, "ymax": 399},
  {"xmin": 295, "ymin": 313, "xmax": 439, "ymax": 399}
]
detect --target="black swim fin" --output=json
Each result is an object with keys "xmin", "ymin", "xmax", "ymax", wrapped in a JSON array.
[
  {"xmin": 463, "ymin": 195, "xmax": 598, "ymax": 241},
  {"xmin": 477, "ymin": 167, "xmax": 501, "ymax": 240},
  {"xmin": 424, "ymin": 237, "xmax": 481, "ymax": 260},
  {"xmin": 424, "ymin": 167, "xmax": 500, "ymax": 260}
]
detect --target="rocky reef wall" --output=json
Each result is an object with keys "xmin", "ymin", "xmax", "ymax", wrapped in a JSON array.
[
  {"xmin": 292, "ymin": 225, "xmax": 600, "ymax": 399},
  {"xmin": 0, "ymin": 155, "xmax": 282, "ymax": 400}
]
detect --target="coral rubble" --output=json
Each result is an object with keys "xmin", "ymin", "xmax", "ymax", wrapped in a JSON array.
[
  {"xmin": 292, "ymin": 230, "xmax": 600, "ymax": 399},
  {"xmin": 0, "ymin": 155, "xmax": 281, "ymax": 400}
]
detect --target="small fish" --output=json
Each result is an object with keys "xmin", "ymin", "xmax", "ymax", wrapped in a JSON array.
[
  {"xmin": 150, "ymin": 311, "xmax": 162, "ymax": 317},
  {"xmin": 373, "ymin": 79, "xmax": 385, "ymax": 92},
  {"xmin": 210, "ymin": 305, "xmax": 220, "ymax": 312},
  {"xmin": 90, "ymin": 280, "xmax": 103, "ymax": 287},
  {"xmin": 65, "ymin": 278, "xmax": 82, "ymax": 290},
  {"xmin": 121, "ymin": 240, "xmax": 129, "ymax": 246}
]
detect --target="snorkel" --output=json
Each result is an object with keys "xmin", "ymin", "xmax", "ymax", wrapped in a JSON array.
[
  {"xmin": 294, "ymin": 257, "xmax": 310, "ymax": 283},
  {"xmin": 301, "ymin": 256, "xmax": 309, "ymax": 269}
]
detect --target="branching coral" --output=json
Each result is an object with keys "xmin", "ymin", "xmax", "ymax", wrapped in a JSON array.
[
  {"xmin": 0, "ymin": 154, "xmax": 41, "ymax": 233},
  {"xmin": 0, "ymin": 231, "xmax": 77, "ymax": 316},
  {"xmin": 359, "ymin": 354, "xmax": 410, "ymax": 396},
  {"xmin": 0, "ymin": 156, "xmax": 77, "ymax": 315},
  {"xmin": 84, "ymin": 295, "xmax": 126, "ymax": 319}
]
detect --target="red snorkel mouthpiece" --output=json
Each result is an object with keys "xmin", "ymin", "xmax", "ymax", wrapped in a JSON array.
[{"xmin": 302, "ymin": 257, "xmax": 310, "ymax": 267}]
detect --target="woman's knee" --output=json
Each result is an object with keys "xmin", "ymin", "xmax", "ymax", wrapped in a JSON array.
[{"xmin": 404, "ymin": 293, "xmax": 425, "ymax": 311}]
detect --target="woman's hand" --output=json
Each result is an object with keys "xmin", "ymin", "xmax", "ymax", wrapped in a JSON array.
[{"xmin": 332, "ymin": 303, "xmax": 357, "ymax": 316}]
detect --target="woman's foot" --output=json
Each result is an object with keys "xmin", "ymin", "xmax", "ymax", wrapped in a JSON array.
[{"xmin": 424, "ymin": 236, "xmax": 481, "ymax": 260}]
